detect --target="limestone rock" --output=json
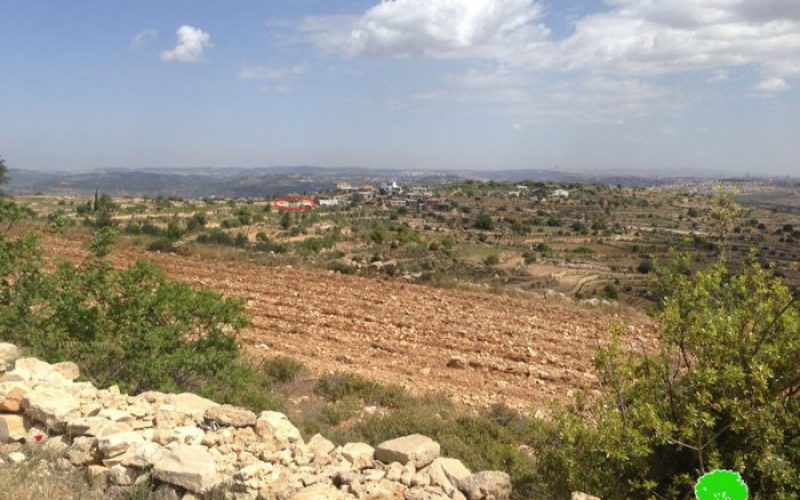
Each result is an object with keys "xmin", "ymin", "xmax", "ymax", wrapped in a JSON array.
[
  {"xmin": 97, "ymin": 431, "xmax": 145, "ymax": 458},
  {"xmin": 68, "ymin": 417, "xmax": 131, "ymax": 437},
  {"xmin": 87, "ymin": 464, "xmax": 111, "ymax": 490},
  {"xmin": 0, "ymin": 414, "xmax": 26, "ymax": 443},
  {"xmin": 52, "ymin": 361, "xmax": 80, "ymax": 381},
  {"xmin": 169, "ymin": 393, "xmax": 217, "ymax": 421},
  {"xmin": 308, "ymin": 433, "xmax": 336, "ymax": 456},
  {"xmin": 289, "ymin": 483, "xmax": 351, "ymax": 499},
  {"xmin": 0, "ymin": 343, "xmax": 18, "ymax": 364},
  {"xmin": 375, "ymin": 434, "xmax": 440, "ymax": 468},
  {"xmin": 205, "ymin": 404, "xmax": 256, "ymax": 428},
  {"xmin": 0, "ymin": 386, "xmax": 26, "ymax": 412},
  {"xmin": 8, "ymin": 451, "xmax": 26, "ymax": 463},
  {"xmin": 428, "ymin": 457, "xmax": 471, "ymax": 488},
  {"xmin": 22, "ymin": 386, "xmax": 80, "ymax": 432},
  {"xmin": 572, "ymin": 493, "xmax": 602, "ymax": 500},
  {"xmin": 457, "ymin": 471, "xmax": 512, "ymax": 500},
  {"xmin": 255, "ymin": 411, "xmax": 302, "ymax": 445},
  {"xmin": 153, "ymin": 444, "xmax": 218, "ymax": 493},
  {"xmin": 341, "ymin": 442, "xmax": 375, "ymax": 469}
]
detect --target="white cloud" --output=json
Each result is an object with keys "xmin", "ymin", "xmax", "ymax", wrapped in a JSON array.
[
  {"xmin": 303, "ymin": 0, "xmax": 800, "ymax": 78},
  {"xmin": 238, "ymin": 64, "xmax": 310, "ymax": 80},
  {"xmin": 161, "ymin": 25, "xmax": 212, "ymax": 63},
  {"xmin": 754, "ymin": 77, "xmax": 790, "ymax": 92},
  {"xmin": 130, "ymin": 29, "xmax": 157, "ymax": 50},
  {"xmin": 301, "ymin": 0, "xmax": 798, "ymax": 121},
  {"xmin": 303, "ymin": 0, "xmax": 550, "ymax": 61}
]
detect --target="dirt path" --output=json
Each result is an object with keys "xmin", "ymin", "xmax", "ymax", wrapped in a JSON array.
[{"xmin": 41, "ymin": 231, "xmax": 655, "ymax": 412}]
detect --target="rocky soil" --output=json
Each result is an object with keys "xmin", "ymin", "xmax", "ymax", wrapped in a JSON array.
[
  {"xmin": 41, "ymin": 231, "xmax": 655, "ymax": 412},
  {"xmin": 0, "ymin": 343, "xmax": 513, "ymax": 499}
]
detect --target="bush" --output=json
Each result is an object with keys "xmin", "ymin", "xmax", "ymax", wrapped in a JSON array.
[
  {"xmin": 473, "ymin": 213, "xmax": 494, "ymax": 230},
  {"xmin": 602, "ymin": 283, "xmax": 618, "ymax": 300},
  {"xmin": 531, "ymin": 255, "xmax": 800, "ymax": 498},
  {"xmin": 0, "ymin": 230, "xmax": 251, "ymax": 396},
  {"xmin": 197, "ymin": 229, "xmax": 235, "ymax": 246},
  {"xmin": 637, "ymin": 258, "xmax": 653, "ymax": 274},
  {"xmin": 315, "ymin": 372, "xmax": 411, "ymax": 409},
  {"xmin": 483, "ymin": 254, "xmax": 500, "ymax": 266},
  {"xmin": 147, "ymin": 238, "xmax": 176, "ymax": 253}
]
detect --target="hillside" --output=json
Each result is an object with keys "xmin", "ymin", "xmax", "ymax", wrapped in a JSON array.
[{"xmin": 40, "ymin": 230, "xmax": 655, "ymax": 412}]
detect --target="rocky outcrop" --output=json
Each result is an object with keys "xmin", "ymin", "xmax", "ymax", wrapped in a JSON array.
[{"xmin": 0, "ymin": 344, "xmax": 512, "ymax": 499}]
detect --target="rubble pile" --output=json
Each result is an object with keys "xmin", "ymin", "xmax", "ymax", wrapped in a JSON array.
[{"xmin": 0, "ymin": 342, "xmax": 511, "ymax": 499}]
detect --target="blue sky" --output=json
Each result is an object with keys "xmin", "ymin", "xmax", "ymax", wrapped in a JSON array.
[{"xmin": 1, "ymin": 0, "xmax": 798, "ymax": 175}]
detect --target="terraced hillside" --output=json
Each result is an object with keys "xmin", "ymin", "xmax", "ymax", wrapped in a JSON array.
[{"xmin": 41, "ymin": 230, "xmax": 655, "ymax": 412}]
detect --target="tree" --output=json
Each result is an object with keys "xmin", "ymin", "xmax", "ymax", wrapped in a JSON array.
[
  {"xmin": 532, "ymin": 254, "xmax": 800, "ymax": 498},
  {"xmin": 474, "ymin": 212, "xmax": 493, "ymax": 231},
  {"xmin": 0, "ymin": 157, "xmax": 7, "ymax": 186}
]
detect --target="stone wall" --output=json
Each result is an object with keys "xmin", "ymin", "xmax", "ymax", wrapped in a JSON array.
[{"xmin": 0, "ymin": 342, "xmax": 511, "ymax": 500}]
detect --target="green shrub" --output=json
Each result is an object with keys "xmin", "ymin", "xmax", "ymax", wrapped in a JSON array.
[
  {"xmin": 473, "ymin": 213, "xmax": 493, "ymax": 230},
  {"xmin": 147, "ymin": 238, "xmax": 176, "ymax": 253},
  {"xmin": 259, "ymin": 356, "xmax": 304, "ymax": 383},
  {"xmin": 483, "ymin": 254, "xmax": 500, "ymax": 266},
  {"xmin": 314, "ymin": 372, "xmax": 410, "ymax": 409},
  {"xmin": 530, "ymin": 255, "xmax": 800, "ymax": 498},
  {"xmin": 0, "ymin": 230, "xmax": 250, "ymax": 396}
]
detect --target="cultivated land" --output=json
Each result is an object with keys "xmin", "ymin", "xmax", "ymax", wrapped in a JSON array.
[
  {"xmin": 39, "ymin": 230, "xmax": 654, "ymax": 412},
  {"xmin": 16, "ymin": 179, "xmax": 799, "ymax": 412}
]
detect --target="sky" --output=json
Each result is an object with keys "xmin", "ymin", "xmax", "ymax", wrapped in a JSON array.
[{"xmin": 0, "ymin": 0, "xmax": 798, "ymax": 176}]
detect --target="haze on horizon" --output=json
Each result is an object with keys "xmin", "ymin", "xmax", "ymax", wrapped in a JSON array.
[{"xmin": 1, "ymin": 0, "xmax": 798, "ymax": 176}]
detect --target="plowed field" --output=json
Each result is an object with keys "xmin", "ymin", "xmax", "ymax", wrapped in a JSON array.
[{"xmin": 42, "ymin": 231, "xmax": 655, "ymax": 412}]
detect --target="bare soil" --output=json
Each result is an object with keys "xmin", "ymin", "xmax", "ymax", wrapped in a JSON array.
[{"xmin": 42, "ymin": 231, "xmax": 656, "ymax": 413}]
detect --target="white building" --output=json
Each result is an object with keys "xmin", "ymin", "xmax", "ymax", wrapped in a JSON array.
[
  {"xmin": 319, "ymin": 199, "xmax": 339, "ymax": 207},
  {"xmin": 552, "ymin": 189, "xmax": 570, "ymax": 198}
]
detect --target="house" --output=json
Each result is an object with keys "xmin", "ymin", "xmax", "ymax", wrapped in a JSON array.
[
  {"xmin": 319, "ymin": 199, "xmax": 339, "ymax": 207},
  {"xmin": 353, "ymin": 190, "xmax": 375, "ymax": 202},
  {"xmin": 552, "ymin": 189, "xmax": 570, "ymax": 198},
  {"xmin": 388, "ymin": 199, "xmax": 408, "ymax": 208}
]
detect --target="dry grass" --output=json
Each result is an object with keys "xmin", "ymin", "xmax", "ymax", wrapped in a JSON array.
[{"xmin": 0, "ymin": 459, "xmax": 103, "ymax": 500}]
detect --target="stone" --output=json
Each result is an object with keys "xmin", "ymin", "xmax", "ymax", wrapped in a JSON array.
[
  {"xmin": 97, "ymin": 409, "xmax": 133, "ymax": 422},
  {"xmin": 0, "ymin": 414, "xmax": 26, "ymax": 443},
  {"xmin": 22, "ymin": 386, "xmax": 80, "ymax": 432},
  {"xmin": 289, "ymin": 483, "xmax": 351, "ymax": 499},
  {"xmin": 68, "ymin": 417, "xmax": 131, "ymax": 437},
  {"xmin": 87, "ymin": 464, "xmax": 111, "ymax": 490},
  {"xmin": 0, "ymin": 386, "xmax": 26, "ymax": 412},
  {"xmin": 151, "ymin": 484, "xmax": 181, "ymax": 500},
  {"xmin": 375, "ymin": 434, "xmax": 440, "ymax": 468},
  {"xmin": 41, "ymin": 435, "xmax": 71, "ymax": 456},
  {"xmin": 427, "ymin": 457, "xmax": 471, "ymax": 489},
  {"xmin": 571, "ymin": 493, "xmax": 602, "ymax": 500},
  {"xmin": 67, "ymin": 436, "xmax": 100, "ymax": 466},
  {"xmin": 341, "ymin": 442, "xmax": 375, "ymax": 469},
  {"xmin": 109, "ymin": 464, "xmax": 138, "ymax": 486},
  {"xmin": 153, "ymin": 444, "xmax": 218, "ymax": 493},
  {"xmin": 0, "ymin": 343, "xmax": 18, "ymax": 364},
  {"xmin": 119, "ymin": 440, "xmax": 164, "ymax": 468},
  {"xmin": 447, "ymin": 357, "xmax": 466, "ymax": 369},
  {"xmin": 205, "ymin": 404, "xmax": 256, "ymax": 427},
  {"xmin": 172, "ymin": 425, "xmax": 204, "ymax": 445},
  {"xmin": 97, "ymin": 431, "xmax": 145, "ymax": 458},
  {"xmin": 457, "ymin": 471, "xmax": 512, "ymax": 500},
  {"xmin": 255, "ymin": 411, "xmax": 302, "ymax": 444},
  {"xmin": 307, "ymin": 433, "xmax": 336, "ymax": 456},
  {"xmin": 52, "ymin": 361, "xmax": 80, "ymax": 381},
  {"xmin": 169, "ymin": 393, "xmax": 217, "ymax": 421},
  {"xmin": 7, "ymin": 451, "xmax": 26, "ymax": 463}
]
